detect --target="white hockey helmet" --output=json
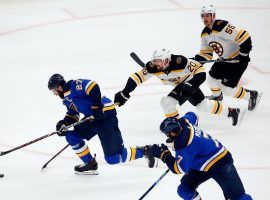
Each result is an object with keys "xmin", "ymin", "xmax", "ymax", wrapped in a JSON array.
[
  {"xmin": 151, "ymin": 49, "xmax": 171, "ymax": 62},
  {"xmin": 201, "ymin": 5, "xmax": 216, "ymax": 16}
]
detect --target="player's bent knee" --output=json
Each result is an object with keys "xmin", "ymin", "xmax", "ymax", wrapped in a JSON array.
[
  {"xmin": 194, "ymin": 98, "xmax": 206, "ymax": 108},
  {"xmin": 65, "ymin": 132, "xmax": 81, "ymax": 145},
  {"xmin": 160, "ymin": 96, "xmax": 178, "ymax": 109},
  {"xmin": 220, "ymin": 84, "xmax": 234, "ymax": 95},
  {"xmin": 177, "ymin": 183, "xmax": 196, "ymax": 200},
  {"xmin": 238, "ymin": 194, "xmax": 252, "ymax": 200},
  {"xmin": 104, "ymin": 154, "xmax": 120, "ymax": 165}
]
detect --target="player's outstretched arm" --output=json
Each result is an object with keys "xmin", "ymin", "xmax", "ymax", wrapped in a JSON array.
[
  {"xmin": 150, "ymin": 144, "xmax": 182, "ymax": 174},
  {"xmin": 114, "ymin": 67, "xmax": 151, "ymax": 107}
]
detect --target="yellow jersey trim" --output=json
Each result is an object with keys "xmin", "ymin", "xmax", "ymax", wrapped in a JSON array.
[
  {"xmin": 64, "ymin": 90, "xmax": 71, "ymax": 97},
  {"xmin": 204, "ymin": 149, "xmax": 228, "ymax": 171},
  {"xmin": 86, "ymin": 82, "xmax": 97, "ymax": 95},
  {"xmin": 187, "ymin": 124, "xmax": 194, "ymax": 146}
]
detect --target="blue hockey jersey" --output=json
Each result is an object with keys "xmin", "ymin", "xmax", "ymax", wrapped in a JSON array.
[
  {"xmin": 166, "ymin": 112, "xmax": 230, "ymax": 174},
  {"xmin": 62, "ymin": 79, "xmax": 116, "ymax": 122}
]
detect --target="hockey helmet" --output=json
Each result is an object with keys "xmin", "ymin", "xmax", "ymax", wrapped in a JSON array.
[
  {"xmin": 201, "ymin": 5, "xmax": 216, "ymax": 16},
  {"xmin": 160, "ymin": 117, "xmax": 181, "ymax": 139},
  {"xmin": 48, "ymin": 73, "xmax": 66, "ymax": 90},
  {"xmin": 151, "ymin": 49, "xmax": 171, "ymax": 62}
]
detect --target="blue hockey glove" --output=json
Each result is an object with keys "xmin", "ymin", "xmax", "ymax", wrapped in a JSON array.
[
  {"xmin": 150, "ymin": 144, "xmax": 171, "ymax": 163},
  {"xmin": 56, "ymin": 120, "xmax": 68, "ymax": 136},
  {"xmin": 91, "ymin": 105, "xmax": 104, "ymax": 120}
]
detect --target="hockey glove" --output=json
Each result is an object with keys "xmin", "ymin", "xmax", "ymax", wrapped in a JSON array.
[
  {"xmin": 56, "ymin": 120, "xmax": 68, "ymax": 136},
  {"xmin": 145, "ymin": 61, "xmax": 158, "ymax": 73},
  {"xmin": 173, "ymin": 82, "xmax": 195, "ymax": 98},
  {"xmin": 237, "ymin": 52, "xmax": 250, "ymax": 63},
  {"xmin": 150, "ymin": 144, "xmax": 172, "ymax": 163},
  {"xmin": 91, "ymin": 105, "xmax": 104, "ymax": 120},
  {"xmin": 114, "ymin": 91, "xmax": 130, "ymax": 107}
]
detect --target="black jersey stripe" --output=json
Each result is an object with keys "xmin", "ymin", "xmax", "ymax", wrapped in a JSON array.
[
  {"xmin": 214, "ymin": 102, "xmax": 221, "ymax": 114},
  {"xmin": 238, "ymin": 31, "xmax": 247, "ymax": 40},
  {"xmin": 134, "ymin": 72, "xmax": 143, "ymax": 83}
]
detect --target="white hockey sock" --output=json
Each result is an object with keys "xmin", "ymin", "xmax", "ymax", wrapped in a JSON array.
[
  {"xmin": 207, "ymin": 76, "xmax": 222, "ymax": 97},
  {"xmin": 160, "ymin": 96, "xmax": 179, "ymax": 118},
  {"xmin": 196, "ymin": 99, "xmax": 228, "ymax": 116},
  {"xmin": 221, "ymin": 85, "xmax": 249, "ymax": 100}
]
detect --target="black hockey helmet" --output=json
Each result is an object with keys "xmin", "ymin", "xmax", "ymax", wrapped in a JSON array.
[
  {"xmin": 48, "ymin": 74, "xmax": 66, "ymax": 90},
  {"xmin": 160, "ymin": 117, "xmax": 181, "ymax": 139}
]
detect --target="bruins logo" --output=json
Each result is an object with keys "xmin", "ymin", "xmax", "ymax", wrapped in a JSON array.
[
  {"xmin": 209, "ymin": 42, "xmax": 223, "ymax": 56},
  {"xmin": 176, "ymin": 57, "xmax": 182, "ymax": 64}
]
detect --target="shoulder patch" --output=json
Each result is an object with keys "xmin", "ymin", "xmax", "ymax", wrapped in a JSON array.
[
  {"xmin": 201, "ymin": 27, "xmax": 211, "ymax": 38},
  {"xmin": 170, "ymin": 55, "xmax": 188, "ymax": 70},
  {"xmin": 212, "ymin": 19, "xmax": 228, "ymax": 32},
  {"xmin": 176, "ymin": 56, "xmax": 182, "ymax": 64}
]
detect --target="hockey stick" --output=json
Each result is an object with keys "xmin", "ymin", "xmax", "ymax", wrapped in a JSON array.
[
  {"xmin": 41, "ymin": 144, "xmax": 70, "ymax": 170},
  {"xmin": 0, "ymin": 116, "xmax": 93, "ymax": 156},
  {"xmin": 138, "ymin": 169, "xmax": 170, "ymax": 200},
  {"xmin": 130, "ymin": 52, "xmax": 145, "ymax": 67},
  {"xmin": 199, "ymin": 58, "xmax": 238, "ymax": 64},
  {"xmin": 131, "ymin": 52, "xmax": 238, "ymax": 66}
]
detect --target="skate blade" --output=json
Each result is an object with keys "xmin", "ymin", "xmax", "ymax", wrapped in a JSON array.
[
  {"xmin": 236, "ymin": 109, "xmax": 246, "ymax": 126},
  {"xmin": 250, "ymin": 92, "xmax": 263, "ymax": 112},
  {"xmin": 74, "ymin": 170, "xmax": 99, "ymax": 175}
]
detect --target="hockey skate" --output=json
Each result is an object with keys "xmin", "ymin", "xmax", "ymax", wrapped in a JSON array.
[
  {"xmin": 247, "ymin": 90, "xmax": 262, "ymax": 111},
  {"xmin": 139, "ymin": 145, "xmax": 156, "ymax": 168},
  {"xmin": 228, "ymin": 108, "xmax": 246, "ymax": 126},
  {"xmin": 74, "ymin": 158, "xmax": 98, "ymax": 175},
  {"xmin": 206, "ymin": 92, "xmax": 223, "ymax": 101}
]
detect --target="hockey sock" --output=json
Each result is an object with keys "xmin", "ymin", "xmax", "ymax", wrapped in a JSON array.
[
  {"xmin": 196, "ymin": 99, "xmax": 224, "ymax": 115},
  {"xmin": 121, "ymin": 147, "xmax": 144, "ymax": 162},
  {"xmin": 71, "ymin": 141, "xmax": 93, "ymax": 163}
]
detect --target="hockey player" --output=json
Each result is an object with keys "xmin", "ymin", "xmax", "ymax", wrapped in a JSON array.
[
  {"xmin": 114, "ymin": 49, "xmax": 244, "ymax": 126},
  {"xmin": 194, "ymin": 5, "xmax": 262, "ymax": 111},
  {"xmin": 48, "ymin": 74, "xmax": 155, "ymax": 175},
  {"xmin": 150, "ymin": 112, "xmax": 252, "ymax": 200}
]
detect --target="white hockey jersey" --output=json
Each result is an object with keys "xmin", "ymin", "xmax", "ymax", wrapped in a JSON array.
[
  {"xmin": 130, "ymin": 56, "xmax": 205, "ymax": 87},
  {"xmin": 197, "ymin": 19, "xmax": 250, "ymax": 60}
]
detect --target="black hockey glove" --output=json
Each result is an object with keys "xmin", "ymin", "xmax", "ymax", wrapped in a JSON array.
[
  {"xmin": 236, "ymin": 52, "xmax": 250, "ymax": 63},
  {"xmin": 173, "ymin": 82, "xmax": 196, "ymax": 98},
  {"xmin": 150, "ymin": 144, "xmax": 172, "ymax": 163},
  {"xmin": 114, "ymin": 91, "xmax": 130, "ymax": 107},
  {"xmin": 56, "ymin": 120, "xmax": 68, "ymax": 136},
  {"xmin": 91, "ymin": 105, "xmax": 104, "ymax": 120}
]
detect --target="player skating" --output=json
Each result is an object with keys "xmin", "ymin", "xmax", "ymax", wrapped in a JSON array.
[
  {"xmin": 115, "ymin": 49, "xmax": 245, "ymax": 126},
  {"xmin": 48, "ymin": 74, "xmax": 155, "ymax": 175},
  {"xmin": 194, "ymin": 5, "xmax": 262, "ymax": 111},
  {"xmin": 149, "ymin": 112, "xmax": 252, "ymax": 200}
]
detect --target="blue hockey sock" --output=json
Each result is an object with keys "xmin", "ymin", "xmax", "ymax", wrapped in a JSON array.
[
  {"xmin": 121, "ymin": 147, "xmax": 144, "ymax": 162},
  {"xmin": 71, "ymin": 141, "xmax": 93, "ymax": 163}
]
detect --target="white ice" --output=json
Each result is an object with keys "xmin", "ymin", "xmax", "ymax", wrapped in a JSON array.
[{"xmin": 0, "ymin": 0, "xmax": 269, "ymax": 199}]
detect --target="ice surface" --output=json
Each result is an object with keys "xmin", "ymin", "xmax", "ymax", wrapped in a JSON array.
[{"xmin": 0, "ymin": 0, "xmax": 269, "ymax": 199}]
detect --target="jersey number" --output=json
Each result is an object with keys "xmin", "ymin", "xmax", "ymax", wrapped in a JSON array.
[
  {"xmin": 202, "ymin": 132, "xmax": 220, "ymax": 148},
  {"xmin": 225, "ymin": 24, "xmax": 235, "ymax": 34},
  {"xmin": 188, "ymin": 61, "xmax": 197, "ymax": 72},
  {"xmin": 75, "ymin": 79, "xmax": 83, "ymax": 91}
]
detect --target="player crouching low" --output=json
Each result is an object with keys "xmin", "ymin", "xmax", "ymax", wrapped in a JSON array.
[
  {"xmin": 48, "ymin": 74, "xmax": 155, "ymax": 175},
  {"xmin": 149, "ymin": 112, "xmax": 252, "ymax": 200}
]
